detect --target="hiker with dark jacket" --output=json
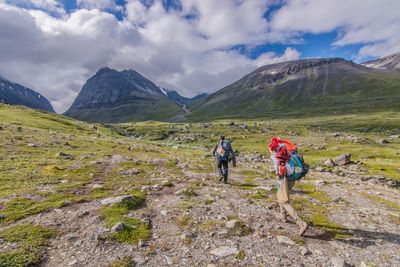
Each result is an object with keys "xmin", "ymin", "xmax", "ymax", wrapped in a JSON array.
[
  {"xmin": 213, "ymin": 136, "xmax": 236, "ymax": 184},
  {"xmin": 269, "ymin": 137, "xmax": 308, "ymax": 236}
]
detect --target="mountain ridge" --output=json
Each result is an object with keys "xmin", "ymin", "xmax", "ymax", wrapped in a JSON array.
[
  {"xmin": 188, "ymin": 57, "xmax": 400, "ymax": 120},
  {"xmin": 0, "ymin": 76, "xmax": 54, "ymax": 112},
  {"xmin": 362, "ymin": 52, "xmax": 400, "ymax": 70}
]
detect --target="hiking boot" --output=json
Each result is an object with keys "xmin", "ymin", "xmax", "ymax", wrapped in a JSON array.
[{"xmin": 298, "ymin": 221, "xmax": 308, "ymax": 236}]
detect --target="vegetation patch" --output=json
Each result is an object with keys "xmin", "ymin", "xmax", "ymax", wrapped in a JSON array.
[
  {"xmin": 226, "ymin": 220, "xmax": 253, "ymax": 237},
  {"xmin": 107, "ymin": 256, "xmax": 135, "ymax": 267},
  {"xmin": 100, "ymin": 190, "xmax": 150, "ymax": 245},
  {"xmin": 0, "ymin": 223, "xmax": 55, "ymax": 267},
  {"xmin": 175, "ymin": 214, "xmax": 194, "ymax": 229},
  {"xmin": 1, "ymin": 194, "xmax": 76, "ymax": 222},
  {"xmin": 236, "ymin": 250, "xmax": 246, "ymax": 260}
]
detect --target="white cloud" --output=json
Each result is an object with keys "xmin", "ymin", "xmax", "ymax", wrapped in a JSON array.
[
  {"xmin": 77, "ymin": 0, "xmax": 122, "ymax": 12},
  {"xmin": 1, "ymin": 0, "xmax": 300, "ymax": 112},
  {"xmin": 2, "ymin": 0, "xmax": 399, "ymax": 111},
  {"xmin": 255, "ymin": 47, "xmax": 300, "ymax": 67},
  {"xmin": 269, "ymin": 0, "xmax": 400, "ymax": 58},
  {"xmin": 3, "ymin": 0, "xmax": 65, "ymax": 15}
]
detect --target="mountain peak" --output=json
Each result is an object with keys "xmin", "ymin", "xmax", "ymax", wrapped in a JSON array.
[
  {"xmin": 96, "ymin": 67, "xmax": 115, "ymax": 75},
  {"xmin": 64, "ymin": 68, "xmax": 181, "ymax": 122}
]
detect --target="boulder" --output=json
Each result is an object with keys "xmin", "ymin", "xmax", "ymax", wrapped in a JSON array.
[
  {"xmin": 378, "ymin": 139, "xmax": 389, "ymax": 144},
  {"xmin": 0, "ymin": 214, "xmax": 6, "ymax": 220},
  {"xmin": 333, "ymin": 153, "xmax": 351, "ymax": 166},
  {"xmin": 100, "ymin": 195, "xmax": 132, "ymax": 206},
  {"xmin": 324, "ymin": 159, "xmax": 335, "ymax": 167},
  {"xmin": 210, "ymin": 246, "xmax": 239, "ymax": 257},
  {"xmin": 111, "ymin": 222, "xmax": 127, "ymax": 233}
]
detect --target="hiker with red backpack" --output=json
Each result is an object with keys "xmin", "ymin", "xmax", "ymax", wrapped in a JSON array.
[
  {"xmin": 213, "ymin": 136, "xmax": 236, "ymax": 184},
  {"xmin": 269, "ymin": 137, "xmax": 309, "ymax": 236}
]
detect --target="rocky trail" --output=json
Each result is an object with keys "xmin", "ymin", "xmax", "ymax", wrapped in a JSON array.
[{"xmin": 5, "ymin": 152, "xmax": 399, "ymax": 267}]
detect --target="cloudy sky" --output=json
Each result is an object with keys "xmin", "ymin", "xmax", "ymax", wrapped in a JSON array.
[{"xmin": 1, "ymin": 0, "xmax": 399, "ymax": 112}]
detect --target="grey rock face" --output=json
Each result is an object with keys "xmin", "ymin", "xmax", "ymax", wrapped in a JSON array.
[
  {"xmin": 0, "ymin": 77, "xmax": 54, "ymax": 112},
  {"xmin": 64, "ymin": 68, "xmax": 181, "ymax": 123}
]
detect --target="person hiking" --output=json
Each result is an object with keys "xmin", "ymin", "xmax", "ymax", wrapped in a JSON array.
[
  {"xmin": 213, "ymin": 136, "xmax": 236, "ymax": 184},
  {"xmin": 269, "ymin": 137, "xmax": 308, "ymax": 236}
]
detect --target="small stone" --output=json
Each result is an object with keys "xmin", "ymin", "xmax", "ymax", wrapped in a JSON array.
[
  {"xmin": 0, "ymin": 214, "xmax": 6, "ymax": 220},
  {"xmin": 28, "ymin": 142, "xmax": 39, "ymax": 147},
  {"xmin": 92, "ymin": 184, "xmax": 103, "ymax": 189},
  {"xmin": 56, "ymin": 152, "xmax": 74, "ymax": 160},
  {"xmin": 378, "ymin": 139, "xmax": 389, "ymax": 144},
  {"xmin": 138, "ymin": 239, "xmax": 147, "ymax": 247},
  {"xmin": 181, "ymin": 231, "xmax": 197, "ymax": 240},
  {"xmin": 210, "ymin": 246, "xmax": 239, "ymax": 257},
  {"xmin": 315, "ymin": 167, "xmax": 326, "ymax": 172},
  {"xmin": 253, "ymin": 231, "xmax": 263, "ymax": 238},
  {"xmin": 313, "ymin": 180, "xmax": 326, "ymax": 186},
  {"xmin": 160, "ymin": 210, "xmax": 168, "ymax": 216},
  {"xmin": 111, "ymin": 222, "xmax": 127, "ymax": 233},
  {"xmin": 226, "ymin": 219, "xmax": 238, "ymax": 229},
  {"xmin": 300, "ymin": 246, "xmax": 309, "ymax": 256},
  {"xmin": 331, "ymin": 256, "xmax": 347, "ymax": 267},
  {"xmin": 120, "ymin": 168, "xmax": 142, "ymax": 176},
  {"xmin": 165, "ymin": 256, "xmax": 173, "ymax": 265},
  {"xmin": 276, "ymin": 235, "xmax": 295, "ymax": 245}
]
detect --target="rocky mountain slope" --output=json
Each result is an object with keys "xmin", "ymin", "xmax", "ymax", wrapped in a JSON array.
[
  {"xmin": 0, "ymin": 104, "xmax": 399, "ymax": 266},
  {"xmin": 363, "ymin": 52, "xmax": 400, "ymax": 70},
  {"xmin": 162, "ymin": 89, "xmax": 208, "ymax": 110},
  {"xmin": 188, "ymin": 58, "xmax": 400, "ymax": 120},
  {"xmin": 64, "ymin": 68, "xmax": 181, "ymax": 123},
  {"xmin": 0, "ymin": 76, "xmax": 54, "ymax": 112}
]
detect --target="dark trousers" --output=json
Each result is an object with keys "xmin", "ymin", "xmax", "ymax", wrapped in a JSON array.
[{"xmin": 217, "ymin": 159, "xmax": 229, "ymax": 183}]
